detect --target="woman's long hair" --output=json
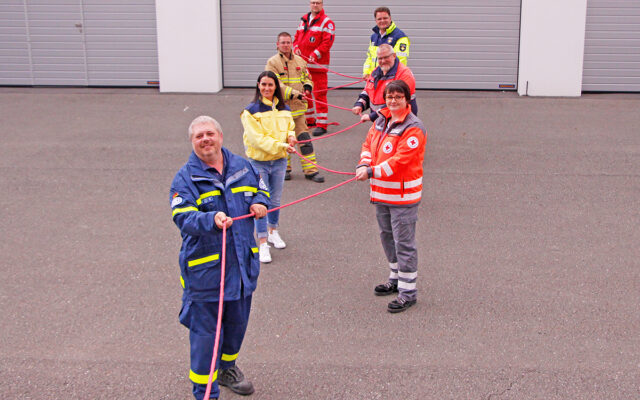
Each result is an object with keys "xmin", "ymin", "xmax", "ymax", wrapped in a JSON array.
[{"xmin": 253, "ymin": 70, "xmax": 286, "ymax": 110}]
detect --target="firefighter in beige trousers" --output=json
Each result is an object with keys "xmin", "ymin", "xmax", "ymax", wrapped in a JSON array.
[{"xmin": 266, "ymin": 31, "xmax": 325, "ymax": 183}]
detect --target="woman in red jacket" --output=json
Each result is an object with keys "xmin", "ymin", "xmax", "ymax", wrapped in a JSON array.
[{"xmin": 355, "ymin": 80, "xmax": 427, "ymax": 313}]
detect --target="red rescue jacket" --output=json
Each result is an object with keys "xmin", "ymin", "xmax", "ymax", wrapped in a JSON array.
[
  {"xmin": 358, "ymin": 106, "xmax": 427, "ymax": 206},
  {"xmin": 293, "ymin": 9, "xmax": 335, "ymax": 69}
]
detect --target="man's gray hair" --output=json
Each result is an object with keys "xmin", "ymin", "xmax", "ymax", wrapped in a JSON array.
[
  {"xmin": 188, "ymin": 115, "xmax": 223, "ymax": 138},
  {"xmin": 377, "ymin": 44, "xmax": 395, "ymax": 55}
]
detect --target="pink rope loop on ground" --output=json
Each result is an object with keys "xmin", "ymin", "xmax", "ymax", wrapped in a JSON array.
[
  {"xmin": 293, "ymin": 150, "xmax": 356, "ymax": 176},
  {"xmin": 297, "ymin": 120, "xmax": 364, "ymax": 144},
  {"xmin": 303, "ymin": 95, "xmax": 352, "ymax": 111}
]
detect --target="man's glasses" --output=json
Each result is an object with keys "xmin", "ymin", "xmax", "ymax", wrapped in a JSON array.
[{"xmin": 385, "ymin": 95, "xmax": 405, "ymax": 102}]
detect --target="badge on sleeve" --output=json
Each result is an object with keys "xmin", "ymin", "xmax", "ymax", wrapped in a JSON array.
[
  {"xmin": 407, "ymin": 136, "xmax": 419, "ymax": 149},
  {"xmin": 259, "ymin": 178, "xmax": 268, "ymax": 191},
  {"xmin": 171, "ymin": 193, "xmax": 183, "ymax": 207},
  {"xmin": 383, "ymin": 142, "xmax": 393, "ymax": 154},
  {"xmin": 399, "ymin": 43, "xmax": 407, "ymax": 52}
]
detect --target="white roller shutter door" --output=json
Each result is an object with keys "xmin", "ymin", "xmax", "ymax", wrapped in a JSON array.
[
  {"xmin": 583, "ymin": 0, "xmax": 640, "ymax": 92},
  {"xmin": 0, "ymin": 0, "xmax": 158, "ymax": 87},
  {"xmin": 221, "ymin": 0, "xmax": 521, "ymax": 90}
]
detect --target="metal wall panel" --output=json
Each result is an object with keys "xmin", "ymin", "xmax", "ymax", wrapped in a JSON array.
[
  {"xmin": 220, "ymin": 0, "xmax": 521, "ymax": 90},
  {"xmin": 583, "ymin": 0, "xmax": 640, "ymax": 92},
  {"xmin": 0, "ymin": 1, "xmax": 32, "ymax": 84},
  {"xmin": 0, "ymin": 0, "xmax": 158, "ymax": 87}
]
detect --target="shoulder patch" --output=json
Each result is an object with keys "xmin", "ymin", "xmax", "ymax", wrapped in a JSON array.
[
  {"xmin": 399, "ymin": 43, "xmax": 407, "ymax": 52},
  {"xmin": 259, "ymin": 178, "xmax": 269, "ymax": 191},
  {"xmin": 171, "ymin": 196, "xmax": 183, "ymax": 207},
  {"xmin": 407, "ymin": 136, "xmax": 419, "ymax": 149}
]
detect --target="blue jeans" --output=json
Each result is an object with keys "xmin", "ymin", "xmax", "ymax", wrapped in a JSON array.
[{"xmin": 250, "ymin": 158, "xmax": 286, "ymax": 239}]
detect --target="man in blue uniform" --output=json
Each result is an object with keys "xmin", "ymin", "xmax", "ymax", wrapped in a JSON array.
[{"xmin": 170, "ymin": 116, "xmax": 269, "ymax": 400}]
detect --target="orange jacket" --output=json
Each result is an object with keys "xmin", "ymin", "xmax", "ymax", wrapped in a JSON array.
[{"xmin": 358, "ymin": 106, "xmax": 427, "ymax": 206}]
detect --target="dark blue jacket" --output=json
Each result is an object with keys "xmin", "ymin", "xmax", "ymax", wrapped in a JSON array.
[{"xmin": 170, "ymin": 148, "xmax": 270, "ymax": 302}]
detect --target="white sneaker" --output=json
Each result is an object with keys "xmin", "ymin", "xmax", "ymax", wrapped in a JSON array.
[
  {"xmin": 259, "ymin": 243, "xmax": 271, "ymax": 263},
  {"xmin": 267, "ymin": 230, "xmax": 286, "ymax": 249}
]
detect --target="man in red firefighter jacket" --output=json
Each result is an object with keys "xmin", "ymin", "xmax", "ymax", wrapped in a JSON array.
[{"xmin": 293, "ymin": 0, "xmax": 335, "ymax": 137}]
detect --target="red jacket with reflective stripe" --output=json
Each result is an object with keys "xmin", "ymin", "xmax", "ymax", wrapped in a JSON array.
[
  {"xmin": 293, "ymin": 9, "xmax": 335, "ymax": 67},
  {"xmin": 358, "ymin": 106, "xmax": 427, "ymax": 206}
]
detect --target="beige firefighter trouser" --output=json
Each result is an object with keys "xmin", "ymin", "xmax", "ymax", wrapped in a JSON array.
[{"xmin": 287, "ymin": 115, "xmax": 319, "ymax": 175}]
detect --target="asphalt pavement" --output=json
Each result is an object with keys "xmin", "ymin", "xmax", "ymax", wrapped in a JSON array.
[{"xmin": 0, "ymin": 87, "xmax": 639, "ymax": 399}]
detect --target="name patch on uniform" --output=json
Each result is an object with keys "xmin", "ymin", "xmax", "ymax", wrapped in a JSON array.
[
  {"xmin": 407, "ymin": 136, "xmax": 419, "ymax": 149},
  {"xmin": 383, "ymin": 142, "xmax": 394, "ymax": 154},
  {"xmin": 171, "ymin": 196, "xmax": 183, "ymax": 207}
]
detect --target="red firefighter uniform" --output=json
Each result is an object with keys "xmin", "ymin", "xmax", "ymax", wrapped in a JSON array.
[
  {"xmin": 265, "ymin": 51, "xmax": 320, "ymax": 176},
  {"xmin": 293, "ymin": 8, "xmax": 335, "ymax": 130},
  {"xmin": 358, "ymin": 106, "xmax": 427, "ymax": 206}
]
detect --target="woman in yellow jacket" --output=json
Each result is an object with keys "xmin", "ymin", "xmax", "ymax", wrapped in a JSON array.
[{"xmin": 241, "ymin": 70, "xmax": 297, "ymax": 263}]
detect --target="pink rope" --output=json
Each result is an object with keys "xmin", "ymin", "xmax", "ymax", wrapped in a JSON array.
[
  {"xmin": 303, "ymin": 95, "xmax": 352, "ymax": 111},
  {"xmin": 203, "ymin": 222, "xmax": 228, "ymax": 400},
  {"xmin": 313, "ymin": 78, "xmax": 367, "ymax": 93},
  {"xmin": 297, "ymin": 121, "xmax": 364, "ymax": 144},
  {"xmin": 293, "ymin": 150, "xmax": 355, "ymax": 176},
  {"xmin": 202, "ymin": 111, "xmax": 364, "ymax": 396},
  {"xmin": 300, "ymin": 54, "xmax": 363, "ymax": 80}
]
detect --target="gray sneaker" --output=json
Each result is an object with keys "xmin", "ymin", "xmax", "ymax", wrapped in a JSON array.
[{"xmin": 218, "ymin": 365, "xmax": 254, "ymax": 395}]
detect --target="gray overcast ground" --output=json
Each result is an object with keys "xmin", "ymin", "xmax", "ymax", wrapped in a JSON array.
[{"xmin": 0, "ymin": 87, "xmax": 639, "ymax": 399}]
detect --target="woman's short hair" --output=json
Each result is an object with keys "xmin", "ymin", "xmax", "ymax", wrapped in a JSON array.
[{"xmin": 383, "ymin": 80, "xmax": 411, "ymax": 102}]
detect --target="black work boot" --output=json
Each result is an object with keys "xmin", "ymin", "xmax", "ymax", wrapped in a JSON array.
[
  {"xmin": 218, "ymin": 365, "xmax": 254, "ymax": 395},
  {"xmin": 304, "ymin": 172, "xmax": 325, "ymax": 183},
  {"xmin": 285, "ymin": 170, "xmax": 292, "ymax": 181},
  {"xmin": 374, "ymin": 281, "xmax": 398, "ymax": 296},
  {"xmin": 312, "ymin": 127, "xmax": 327, "ymax": 136},
  {"xmin": 387, "ymin": 297, "xmax": 417, "ymax": 313}
]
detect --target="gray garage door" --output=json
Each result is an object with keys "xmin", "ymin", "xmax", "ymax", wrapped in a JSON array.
[
  {"xmin": 583, "ymin": 0, "xmax": 640, "ymax": 92},
  {"xmin": 221, "ymin": 0, "xmax": 521, "ymax": 90},
  {"xmin": 0, "ymin": 0, "xmax": 158, "ymax": 87}
]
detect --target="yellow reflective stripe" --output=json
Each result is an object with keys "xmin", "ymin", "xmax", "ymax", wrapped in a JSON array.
[
  {"xmin": 187, "ymin": 253, "xmax": 220, "ymax": 268},
  {"xmin": 231, "ymin": 186, "xmax": 258, "ymax": 194},
  {"xmin": 196, "ymin": 190, "xmax": 221, "ymax": 205},
  {"xmin": 221, "ymin": 353, "xmax": 238, "ymax": 362},
  {"xmin": 258, "ymin": 189, "xmax": 270, "ymax": 198},
  {"xmin": 180, "ymin": 276, "xmax": 185, "ymax": 288},
  {"xmin": 190, "ymin": 369, "xmax": 217, "ymax": 384},
  {"xmin": 291, "ymin": 109, "xmax": 306, "ymax": 117},
  {"xmin": 251, "ymin": 247, "xmax": 258, "ymax": 253},
  {"xmin": 172, "ymin": 206, "xmax": 198, "ymax": 217}
]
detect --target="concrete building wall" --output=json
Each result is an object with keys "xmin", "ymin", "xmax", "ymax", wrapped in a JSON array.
[
  {"xmin": 517, "ymin": 0, "xmax": 588, "ymax": 96},
  {"xmin": 155, "ymin": 0, "xmax": 222, "ymax": 93}
]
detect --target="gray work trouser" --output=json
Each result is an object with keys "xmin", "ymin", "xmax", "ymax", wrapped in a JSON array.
[{"xmin": 375, "ymin": 203, "xmax": 419, "ymax": 301}]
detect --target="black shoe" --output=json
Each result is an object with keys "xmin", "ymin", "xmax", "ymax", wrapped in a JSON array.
[
  {"xmin": 312, "ymin": 127, "xmax": 327, "ymax": 137},
  {"xmin": 218, "ymin": 365, "xmax": 254, "ymax": 395},
  {"xmin": 387, "ymin": 298, "xmax": 416, "ymax": 313},
  {"xmin": 374, "ymin": 281, "xmax": 398, "ymax": 296},
  {"xmin": 304, "ymin": 172, "xmax": 325, "ymax": 183},
  {"xmin": 285, "ymin": 171, "xmax": 292, "ymax": 181}
]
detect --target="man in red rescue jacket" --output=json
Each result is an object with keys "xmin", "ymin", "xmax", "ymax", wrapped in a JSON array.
[
  {"xmin": 352, "ymin": 44, "xmax": 417, "ymax": 123},
  {"xmin": 293, "ymin": 0, "xmax": 335, "ymax": 137}
]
